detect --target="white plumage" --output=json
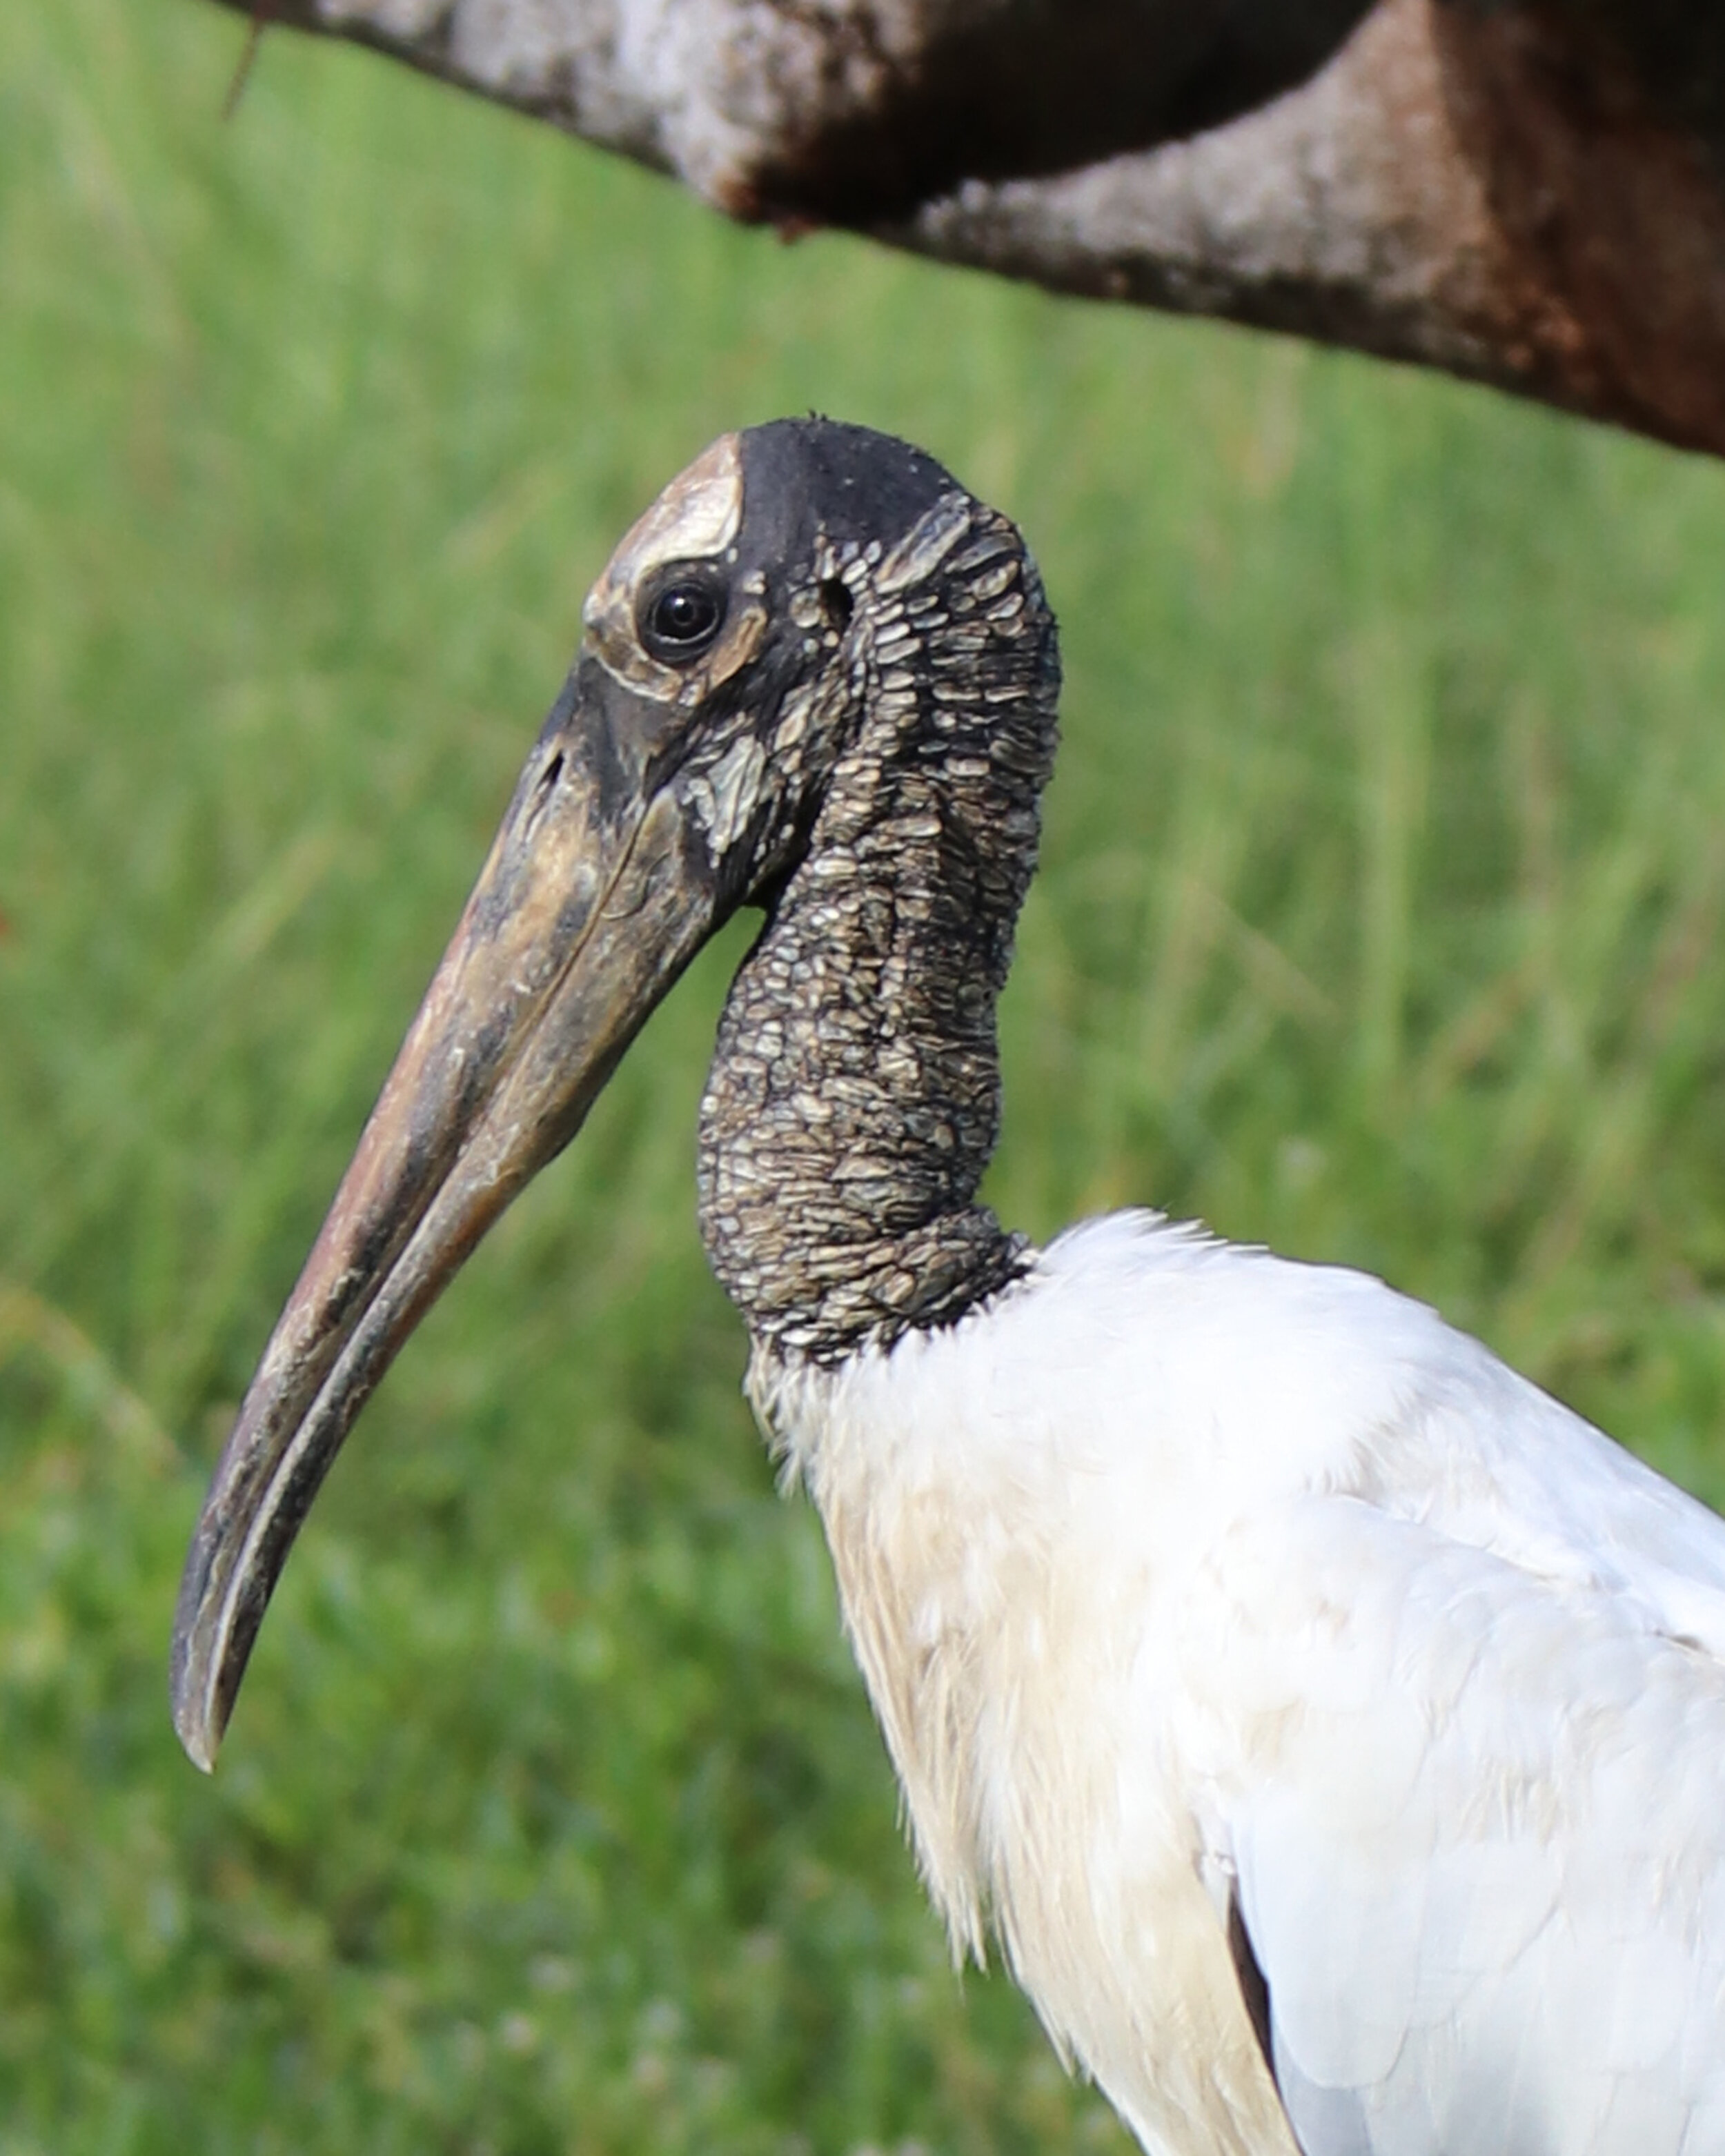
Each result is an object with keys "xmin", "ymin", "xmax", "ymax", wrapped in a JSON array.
[{"xmin": 756, "ymin": 1212, "xmax": 1725, "ymax": 2155}]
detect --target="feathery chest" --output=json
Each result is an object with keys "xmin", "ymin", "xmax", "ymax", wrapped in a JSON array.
[{"xmin": 788, "ymin": 1356, "xmax": 1292, "ymax": 2156}]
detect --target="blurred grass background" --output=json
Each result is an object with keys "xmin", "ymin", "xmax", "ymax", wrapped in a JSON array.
[{"xmin": 4, "ymin": 2, "xmax": 1725, "ymax": 2149}]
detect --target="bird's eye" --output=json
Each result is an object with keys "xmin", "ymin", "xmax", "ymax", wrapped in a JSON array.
[{"xmin": 640, "ymin": 572, "xmax": 727, "ymax": 662}]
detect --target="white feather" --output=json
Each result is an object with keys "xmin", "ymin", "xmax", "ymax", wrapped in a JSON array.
[{"xmin": 749, "ymin": 1211, "xmax": 1725, "ymax": 2156}]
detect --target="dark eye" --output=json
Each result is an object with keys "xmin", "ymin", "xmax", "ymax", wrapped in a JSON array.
[{"xmin": 640, "ymin": 573, "xmax": 726, "ymax": 662}]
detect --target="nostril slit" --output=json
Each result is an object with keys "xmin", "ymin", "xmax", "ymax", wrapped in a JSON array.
[
  {"xmin": 524, "ymin": 750, "xmax": 564, "ymax": 831},
  {"xmin": 819, "ymin": 578, "xmax": 854, "ymax": 633}
]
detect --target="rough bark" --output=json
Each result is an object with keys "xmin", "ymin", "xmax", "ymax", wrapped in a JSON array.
[{"xmin": 216, "ymin": 0, "xmax": 1725, "ymax": 457}]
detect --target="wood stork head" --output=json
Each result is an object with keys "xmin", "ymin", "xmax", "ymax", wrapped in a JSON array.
[{"xmin": 170, "ymin": 419, "xmax": 1061, "ymax": 1772}]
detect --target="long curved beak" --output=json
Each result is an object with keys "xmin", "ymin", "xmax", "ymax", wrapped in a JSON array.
[{"xmin": 170, "ymin": 666, "xmax": 724, "ymax": 1770}]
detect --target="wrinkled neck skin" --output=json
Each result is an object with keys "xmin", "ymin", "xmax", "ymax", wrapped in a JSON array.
[{"xmin": 696, "ymin": 500, "xmax": 1060, "ymax": 1375}]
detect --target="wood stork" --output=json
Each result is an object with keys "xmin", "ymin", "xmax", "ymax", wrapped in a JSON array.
[{"xmin": 172, "ymin": 421, "xmax": 1725, "ymax": 2155}]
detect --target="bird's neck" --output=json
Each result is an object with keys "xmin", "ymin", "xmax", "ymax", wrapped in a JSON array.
[{"xmin": 696, "ymin": 513, "xmax": 1060, "ymax": 1363}]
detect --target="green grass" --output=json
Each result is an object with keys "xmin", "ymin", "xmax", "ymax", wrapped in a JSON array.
[{"xmin": 4, "ymin": 4, "xmax": 1725, "ymax": 2148}]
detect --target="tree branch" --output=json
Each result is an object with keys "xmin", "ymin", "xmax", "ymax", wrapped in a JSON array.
[{"xmin": 212, "ymin": 0, "xmax": 1725, "ymax": 457}]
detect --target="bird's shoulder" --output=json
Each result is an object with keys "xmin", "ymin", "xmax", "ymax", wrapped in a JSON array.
[{"xmin": 969, "ymin": 1210, "xmax": 1725, "ymax": 1643}]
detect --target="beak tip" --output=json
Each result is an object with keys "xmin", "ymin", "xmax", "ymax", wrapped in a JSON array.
[
  {"xmin": 169, "ymin": 1650, "xmax": 228, "ymax": 1772},
  {"xmin": 166, "ymin": 1663, "xmax": 215, "ymax": 1770},
  {"xmin": 169, "ymin": 1565, "xmax": 230, "ymax": 1774},
  {"xmin": 182, "ymin": 1728, "xmax": 219, "ymax": 1776},
  {"xmin": 168, "ymin": 1658, "xmax": 215, "ymax": 1771}
]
